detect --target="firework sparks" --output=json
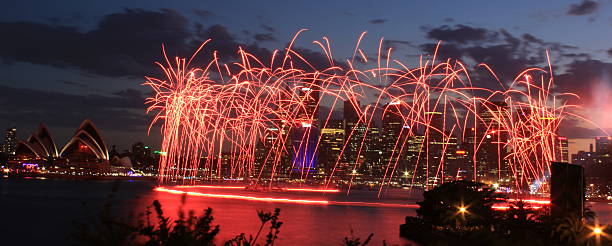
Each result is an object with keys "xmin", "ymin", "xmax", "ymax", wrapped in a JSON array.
[{"xmin": 144, "ymin": 31, "xmax": 603, "ymax": 195}]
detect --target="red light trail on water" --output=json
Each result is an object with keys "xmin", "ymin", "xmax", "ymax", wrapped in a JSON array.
[
  {"xmin": 155, "ymin": 187, "xmax": 329, "ymax": 205},
  {"xmin": 174, "ymin": 185, "xmax": 340, "ymax": 193},
  {"xmin": 145, "ymin": 30, "xmax": 606, "ymax": 196},
  {"xmin": 155, "ymin": 186, "xmax": 546, "ymax": 209}
]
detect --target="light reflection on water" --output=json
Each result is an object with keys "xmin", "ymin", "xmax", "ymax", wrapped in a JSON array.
[
  {"xmin": 1, "ymin": 178, "xmax": 611, "ymax": 245},
  {"xmin": 142, "ymin": 187, "xmax": 417, "ymax": 245}
]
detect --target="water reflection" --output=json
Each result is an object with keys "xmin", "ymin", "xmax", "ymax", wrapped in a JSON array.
[{"xmin": 141, "ymin": 187, "xmax": 414, "ymax": 245}]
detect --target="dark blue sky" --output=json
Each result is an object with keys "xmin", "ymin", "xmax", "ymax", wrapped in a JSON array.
[{"xmin": 1, "ymin": 0, "xmax": 611, "ymax": 152}]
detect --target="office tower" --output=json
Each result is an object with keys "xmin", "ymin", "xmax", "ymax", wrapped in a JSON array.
[
  {"xmin": 131, "ymin": 142, "xmax": 151, "ymax": 168},
  {"xmin": 363, "ymin": 126, "xmax": 383, "ymax": 178},
  {"xmin": 556, "ymin": 136, "xmax": 569, "ymax": 163},
  {"xmin": 381, "ymin": 101, "xmax": 409, "ymax": 183},
  {"xmin": 343, "ymin": 99, "xmax": 366, "ymax": 176},
  {"xmin": 319, "ymin": 119, "xmax": 344, "ymax": 177},
  {"xmin": 466, "ymin": 102, "xmax": 510, "ymax": 185},
  {"xmin": 291, "ymin": 85, "xmax": 319, "ymax": 172},
  {"xmin": 2, "ymin": 127, "xmax": 17, "ymax": 155},
  {"xmin": 595, "ymin": 136, "xmax": 612, "ymax": 156}
]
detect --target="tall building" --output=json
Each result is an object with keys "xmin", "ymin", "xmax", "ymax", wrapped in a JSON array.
[
  {"xmin": 381, "ymin": 101, "xmax": 409, "ymax": 183},
  {"xmin": 424, "ymin": 111, "xmax": 445, "ymax": 187},
  {"xmin": 131, "ymin": 142, "xmax": 152, "ymax": 169},
  {"xmin": 343, "ymin": 99, "xmax": 366, "ymax": 176},
  {"xmin": 595, "ymin": 136, "xmax": 612, "ymax": 156},
  {"xmin": 319, "ymin": 120, "xmax": 344, "ymax": 177},
  {"xmin": 574, "ymin": 137, "xmax": 612, "ymax": 199},
  {"xmin": 255, "ymin": 126, "xmax": 291, "ymax": 178},
  {"xmin": 2, "ymin": 127, "xmax": 17, "ymax": 155},
  {"xmin": 291, "ymin": 85, "xmax": 319, "ymax": 173},
  {"xmin": 363, "ymin": 126, "xmax": 383, "ymax": 178},
  {"xmin": 466, "ymin": 101, "xmax": 510, "ymax": 185},
  {"xmin": 556, "ymin": 136, "xmax": 569, "ymax": 163}
]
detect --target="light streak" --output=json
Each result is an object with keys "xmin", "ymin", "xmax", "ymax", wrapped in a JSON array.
[
  {"xmin": 155, "ymin": 187, "xmax": 329, "ymax": 205},
  {"xmin": 155, "ymin": 186, "xmax": 415, "ymax": 208},
  {"xmin": 172, "ymin": 185, "xmax": 340, "ymax": 193}
]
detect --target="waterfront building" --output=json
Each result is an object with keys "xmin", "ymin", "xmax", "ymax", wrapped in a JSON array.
[{"xmin": 2, "ymin": 127, "xmax": 17, "ymax": 155}]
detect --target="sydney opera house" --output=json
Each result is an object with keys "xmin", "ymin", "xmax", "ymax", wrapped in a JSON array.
[{"xmin": 10, "ymin": 119, "xmax": 111, "ymax": 173}]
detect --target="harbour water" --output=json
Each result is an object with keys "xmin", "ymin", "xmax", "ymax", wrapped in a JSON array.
[{"xmin": 1, "ymin": 177, "xmax": 610, "ymax": 245}]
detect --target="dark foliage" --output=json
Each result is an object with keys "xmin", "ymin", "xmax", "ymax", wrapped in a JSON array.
[
  {"xmin": 416, "ymin": 180, "xmax": 505, "ymax": 229},
  {"xmin": 401, "ymin": 180, "xmax": 611, "ymax": 246}
]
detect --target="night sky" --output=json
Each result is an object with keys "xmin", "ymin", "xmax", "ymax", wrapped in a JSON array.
[{"xmin": 1, "ymin": 0, "xmax": 611, "ymax": 154}]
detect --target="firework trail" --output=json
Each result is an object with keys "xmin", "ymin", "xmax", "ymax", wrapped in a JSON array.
[{"xmin": 144, "ymin": 31, "xmax": 601, "ymax": 194}]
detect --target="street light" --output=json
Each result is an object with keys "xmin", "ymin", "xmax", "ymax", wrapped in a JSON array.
[{"xmin": 459, "ymin": 207, "xmax": 467, "ymax": 213}]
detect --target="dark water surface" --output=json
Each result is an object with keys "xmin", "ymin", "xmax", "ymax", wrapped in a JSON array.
[{"xmin": 1, "ymin": 177, "xmax": 611, "ymax": 245}]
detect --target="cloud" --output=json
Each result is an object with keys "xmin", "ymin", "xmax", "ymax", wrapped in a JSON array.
[
  {"xmin": 420, "ymin": 25, "xmax": 576, "ymax": 85},
  {"xmin": 0, "ymin": 9, "xmax": 338, "ymax": 79},
  {"xmin": 254, "ymin": 33, "xmax": 277, "ymax": 42},
  {"xmin": 0, "ymin": 85, "xmax": 147, "ymax": 131},
  {"xmin": 607, "ymin": 48, "xmax": 612, "ymax": 57},
  {"xmin": 567, "ymin": 0, "xmax": 599, "ymax": 16},
  {"xmin": 556, "ymin": 59, "xmax": 612, "ymax": 103},
  {"xmin": 60, "ymin": 80, "xmax": 89, "ymax": 88},
  {"xmin": 425, "ymin": 25, "xmax": 498, "ymax": 44},
  {"xmin": 369, "ymin": 19, "xmax": 388, "ymax": 24},
  {"xmin": 383, "ymin": 40, "xmax": 412, "ymax": 49},
  {"xmin": 443, "ymin": 18, "xmax": 455, "ymax": 23},
  {"xmin": 261, "ymin": 24, "xmax": 275, "ymax": 32},
  {"xmin": 0, "ymin": 9, "xmax": 192, "ymax": 78},
  {"xmin": 193, "ymin": 9, "xmax": 213, "ymax": 19},
  {"xmin": 420, "ymin": 24, "xmax": 612, "ymax": 138}
]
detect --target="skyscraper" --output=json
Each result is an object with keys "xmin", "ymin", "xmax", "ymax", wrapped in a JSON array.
[
  {"xmin": 556, "ymin": 136, "xmax": 569, "ymax": 163},
  {"xmin": 291, "ymin": 85, "xmax": 319, "ymax": 173},
  {"xmin": 595, "ymin": 136, "xmax": 612, "ymax": 156},
  {"xmin": 2, "ymin": 127, "xmax": 17, "ymax": 155},
  {"xmin": 466, "ymin": 101, "xmax": 510, "ymax": 185},
  {"xmin": 319, "ymin": 119, "xmax": 344, "ymax": 177},
  {"xmin": 343, "ymin": 99, "xmax": 366, "ymax": 176},
  {"xmin": 381, "ymin": 101, "xmax": 409, "ymax": 182}
]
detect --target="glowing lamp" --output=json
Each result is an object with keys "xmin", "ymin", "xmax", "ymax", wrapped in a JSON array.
[
  {"xmin": 459, "ymin": 207, "xmax": 467, "ymax": 213},
  {"xmin": 301, "ymin": 122, "xmax": 312, "ymax": 128},
  {"xmin": 594, "ymin": 227, "xmax": 602, "ymax": 235}
]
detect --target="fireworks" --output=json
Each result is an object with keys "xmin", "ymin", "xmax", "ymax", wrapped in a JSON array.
[{"xmin": 144, "ymin": 31, "xmax": 598, "ymax": 194}]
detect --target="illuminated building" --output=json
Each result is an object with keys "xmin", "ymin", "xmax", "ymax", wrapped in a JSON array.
[
  {"xmin": 595, "ymin": 136, "xmax": 612, "ymax": 155},
  {"xmin": 131, "ymin": 142, "xmax": 152, "ymax": 169},
  {"xmin": 13, "ymin": 120, "xmax": 110, "ymax": 172},
  {"xmin": 2, "ymin": 127, "xmax": 17, "ymax": 155},
  {"xmin": 255, "ymin": 126, "xmax": 292, "ymax": 178},
  {"xmin": 574, "ymin": 138, "xmax": 612, "ymax": 199},
  {"xmin": 319, "ymin": 119, "xmax": 344, "ymax": 177},
  {"xmin": 343, "ymin": 99, "xmax": 365, "ymax": 176},
  {"xmin": 424, "ymin": 111, "xmax": 445, "ymax": 187},
  {"xmin": 291, "ymin": 85, "xmax": 319, "ymax": 172},
  {"xmin": 363, "ymin": 126, "xmax": 382, "ymax": 178},
  {"xmin": 381, "ymin": 101, "xmax": 408, "ymax": 182},
  {"xmin": 14, "ymin": 124, "xmax": 59, "ymax": 161},
  {"xmin": 556, "ymin": 136, "xmax": 569, "ymax": 163},
  {"xmin": 466, "ymin": 102, "xmax": 510, "ymax": 185}
]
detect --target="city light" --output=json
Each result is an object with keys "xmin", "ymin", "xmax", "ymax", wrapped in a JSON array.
[{"xmin": 594, "ymin": 227, "xmax": 602, "ymax": 235}]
